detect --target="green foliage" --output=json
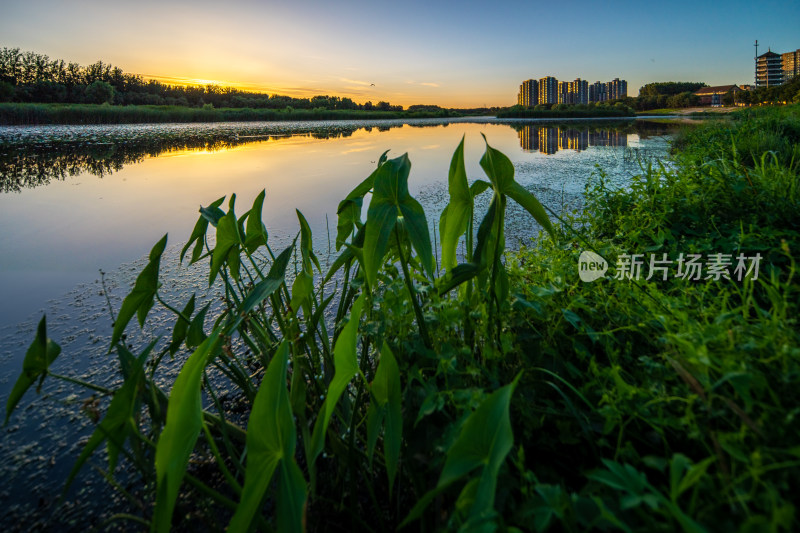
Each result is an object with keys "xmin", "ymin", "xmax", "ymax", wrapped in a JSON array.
[
  {"xmin": 110, "ymin": 234, "xmax": 167, "ymax": 347},
  {"xmin": 639, "ymin": 81, "xmax": 708, "ymax": 98},
  {"xmin": 6, "ymin": 107, "xmax": 800, "ymax": 531},
  {"xmin": 229, "ymin": 340, "xmax": 305, "ymax": 533},
  {"xmin": 153, "ymin": 330, "xmax": 223, "ymax": 531},
  {"xmin": 84, "ymin": 80, "xmax": 114, "ymax": 104},
  {"xmin": 4, "ymin": 316, "xmax": 61, "ymax": 425}
]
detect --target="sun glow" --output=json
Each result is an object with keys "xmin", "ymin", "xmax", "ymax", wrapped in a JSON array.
[{"xmin": 140, "ymin": 74, "xmax": 282, "ymax": 95}]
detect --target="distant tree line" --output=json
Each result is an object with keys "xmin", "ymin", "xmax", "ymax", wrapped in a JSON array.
[
  {"xmin": 630, "ymin": 82, "xmax": 707, "ymax": 110},
  {"xmin": 0, "ymin": 47, "xmax": 404, "ymax": 111},
  {"xmin": 731, "ymin": 76, "xmax": 800, "ymax": 106},
  {"xmin": 498, "ymin": 101, "xmax": 635, "ymax": 118},
  {"xmin": 629, "ymin": 79, "xmax": 800, "ymax": 110}
]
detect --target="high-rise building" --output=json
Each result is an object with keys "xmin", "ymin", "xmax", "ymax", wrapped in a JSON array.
[
  {"xmin": 783, "ymin": 49, "xmax": 800, "ymax": 82},
  {"xmin": 756, "ymin": 50, "xmax": 784, "ymax": 87},
  {"xmin": 590, "ymin": 81, "xmax": 607, "ymax": 102},
  {"xmin": 573, "ymin": 79, "xmax": 589, "ymax": 104},
  {"xmin": 517, "ymin": 79, "xmax": 538, "ymax": 107},
  {"xmin": 539, "ymin": 76, "xmax": 558, "ymax": 104},
  {"xmin": 557, "ymin": 81, "xmax": 569, "ymax": 104},
  {"xmin": 517, "ymin": 76, "xmax": 625, "ymax": 105}
]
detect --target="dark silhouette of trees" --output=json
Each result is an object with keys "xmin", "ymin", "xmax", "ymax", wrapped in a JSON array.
[
  {"xmin": 85, "ymin": 80, "xmax": 115, "ymax": 104},
  {"xmin": 0, "ymin": 47, "xmax": 407, "ymax": 111}
]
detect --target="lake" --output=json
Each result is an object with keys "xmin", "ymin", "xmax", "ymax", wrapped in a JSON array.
[{"xmin": 0, "ymin": 117, "xmax": 676, "ymax": 529}]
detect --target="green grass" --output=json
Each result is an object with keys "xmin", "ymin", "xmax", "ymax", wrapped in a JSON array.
[
  {"xmin": 636, "ymin": 108, "xmax": 680, "ymax": 115},
  {"xmin": 5, "ymin": 104, "xmax": 800, "ymax": 532},
  {"xmin": 0, "ymin": 102, "xmax": 460, "ymax": 125}
]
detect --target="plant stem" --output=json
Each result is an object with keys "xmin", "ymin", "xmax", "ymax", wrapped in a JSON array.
[{"xmin": 394, "ymin": 225, "xmax": 432, "ymax": 349}]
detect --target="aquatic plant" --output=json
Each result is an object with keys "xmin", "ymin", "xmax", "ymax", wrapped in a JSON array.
[{"xmin": 5, "ymin": 104, "xmax": 800, "ymax": 532}]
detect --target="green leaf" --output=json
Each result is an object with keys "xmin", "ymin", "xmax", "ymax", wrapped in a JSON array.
[
  {"xmin": 309, "ymin": 292, "xmax": 365, "ymax": 465},
  {"xmin": 402, "ymin": 375, "xmax": 519, "ymax": 527},
  {"xmin": 277, "ymin": 458, "xmax": 307, "ymax": 533},
  {"xmin": 479, "ymin": 134, "xmax": 514, "ymax": 192},
  {"xmin": 111, "ymin": 235, "xmax": 168, "ymax": 348},
  {"xmin": 296, "ymin": 209, "xmax": 321, "ymax": 273},
  {"xmin": 506, "ymin": 182, "xmax": 556, "ymax": 240},
  {"xmin": 367, "ymin": 342, "xmax": 402, "ymax": 494},
  {"xmin": 398, "ymin": 197, "xmax": 434, "ymax": 279},
  {"xmin": 290, "ymin": 270, "xmax": 314, "ymax": 315},
  {"xmin": 181, "ymin": 196, "xmax": 224, "ymax": 264},
  {"xmin": 186, "ymin": 303, "xmax": 210, "ymax": 349},
  {"xmin": 335, "ymin": 197, "xmax": 362, "ymax": 250},
  {"xmin": 469, "ymin": 179, "xmax": 491, "ymax": 199},
  {"xmin": 228, "ymin": 340, "xmax": 306, "ymax": 532},
  {"xmin": 5, "ymin": 316, "xmax": 61, "ymax": 425},
  {"xmin": 363, "ymin": 153, "xmax": 433, "ymax": 287},
  {"xmin": 169, "ymin": 294, "xmax": 196, "ymax": 355},
  {"xmin": 671, "ymin": 454, "xmax": 714, "ymax": 502},
  {"xmin": 65, "ymin": 341, "xmax": 153, "ymax": 492},
  {"xmin": 209, "ymin": 210, "xmax": 241, "ymax": 285},
  {"xmin": 439, "ymin": 136, "xmax": 472, "ymax": 272},
  {"xmin": 244, "ymin": 190, "xmax": 268, "ymax": 254},
  {"xmin": 334, "ymin": 150, "xmax": 389, "ymax": 248},
  {"xmin": 437, "ymin": 262, "xmax": 480, "ymax": 295},
  {"xmin": 153, "ymin": 329, "xmax": 222, "ymax": 532},
  {"xmin": 239, "ymin": 243, "xmax": 294, "ymax": 315},
  {"xmin": 472, "ymin": 194, "xmax": 505, "ymax": 285},
  {"xmin": 199, "ymin": 201, "xmax": 226, "ymax": 227}
]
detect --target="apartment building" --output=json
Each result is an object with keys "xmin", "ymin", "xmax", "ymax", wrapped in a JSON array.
[
  {"xmin": 783, "ymin": 49, "xmax": 800, "ymax": 81},
  {"xmin": 517, "ymin": 79, "xmax": 538, "ymax": 106},
  {"xmin": 517, "ymin": 75, "xmax": 626, "ymax": 106}
]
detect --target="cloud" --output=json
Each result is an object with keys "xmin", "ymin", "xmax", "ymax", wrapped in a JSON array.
[
  {"xmin": 339, "ymin": 78, "xmax": 373, "ymax": 86},
  {"xmin": 405, "ymin": 80, "xmax": 440, "ymax": 88}
]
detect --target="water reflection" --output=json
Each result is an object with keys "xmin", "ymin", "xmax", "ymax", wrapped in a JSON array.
[
  {"xmin": 0, "ymin": 119, "xmax": 677, "ymax": 193},
  {"xmin": 0, "ymin": 130, "xmax": 363, "ymax": 193},
  {"xmin": 513, "ymin": 121, "xmax": 673, "ymax": 155}
]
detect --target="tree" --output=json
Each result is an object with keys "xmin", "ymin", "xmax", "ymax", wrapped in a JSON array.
[{"xmin": 85, "ymin": 80, "xmax": 115, "ymax": 104}]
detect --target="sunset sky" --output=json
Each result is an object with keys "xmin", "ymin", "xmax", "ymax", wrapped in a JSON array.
[{"xmin": 2, "ymin": 0, "xmax": 798, "ymax": 107}]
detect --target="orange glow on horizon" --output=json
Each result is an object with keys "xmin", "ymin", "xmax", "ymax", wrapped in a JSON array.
[{"xmin": 137, "ymin": 73, "xmax": 471, "ymax": 109}]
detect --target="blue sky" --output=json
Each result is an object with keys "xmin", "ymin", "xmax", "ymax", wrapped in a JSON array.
[{"xmin": 1, "ymin": 0, "xmax": 798, "ymax": 106}]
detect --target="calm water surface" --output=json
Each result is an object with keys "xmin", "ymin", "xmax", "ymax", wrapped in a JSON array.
[{"xmin": 0, "ymin": 117, "xmax": 675, "ymax": 529}]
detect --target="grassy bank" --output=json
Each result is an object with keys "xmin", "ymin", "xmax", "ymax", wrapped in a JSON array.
[
  {"xmin": 497, "ymin": 104, "xmax": 635, "ymax": 119},
  {"xmin": 5, "ymin": 105, "xmax": 799, "ymax": 531},
  {"xmin": 0, "ymin": 102, "xmax": 461, "ymax": 125}
]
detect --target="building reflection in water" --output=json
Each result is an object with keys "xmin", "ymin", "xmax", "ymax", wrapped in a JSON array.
[{"xmin": 517, "ymin": 125, "xmax": 627, "ymax": 155}]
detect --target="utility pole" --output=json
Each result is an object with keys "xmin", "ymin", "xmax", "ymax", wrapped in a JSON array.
[{"xmin": 754, "ymin": 40, "xmax": 759, "ymax": 87}]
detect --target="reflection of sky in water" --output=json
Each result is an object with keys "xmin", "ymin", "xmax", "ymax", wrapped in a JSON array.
[{"xmin": 0, "ymin": 119, "xmax": 675, "ymax": 528}]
